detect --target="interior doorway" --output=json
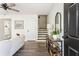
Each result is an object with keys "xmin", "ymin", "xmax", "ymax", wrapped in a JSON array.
[
  {"xmin": 38, "ymin": 15, "xmax": 47, "ymax": 40},
  {"xmin": 38, "ymin": 15, "xmax": 47, "ymax": 29}
]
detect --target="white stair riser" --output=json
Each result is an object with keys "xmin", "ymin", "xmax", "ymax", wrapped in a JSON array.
[
  {"xmin": 38, "ymin": 35, "xmax": 46, "ymax": 36},
  {"xmin": 38, "ymin": 31, "xmax": 47, "ymax": 32},
  {"xmin": 38, "ymin": 32, "xmax": 47, "ymax": 34},
  {"xmin": 38, "ymin": 37, "xmax": 46, "ymax": 39}
]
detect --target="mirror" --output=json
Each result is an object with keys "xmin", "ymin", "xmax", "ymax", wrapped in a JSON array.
[
  {"xmin": 55, "ymin": 12, "xmax": 62, "ymax": 33},
  {"xmin": 3, "ymin": 18, "xmax": 11, "ymax": 40}
]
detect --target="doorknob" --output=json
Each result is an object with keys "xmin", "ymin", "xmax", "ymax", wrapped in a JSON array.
[{"xmin": 62, "ymin": 35, "xmax": 68, "ymax": 39}]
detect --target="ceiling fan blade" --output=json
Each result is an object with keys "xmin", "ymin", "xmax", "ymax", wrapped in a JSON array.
[
  {"xmin": 7, "ymin": 3, "xmax": 16, "ymax": 7},
  {"xmin": 7, "ymin": 7, "xmax": 20, "ymax": 12}
]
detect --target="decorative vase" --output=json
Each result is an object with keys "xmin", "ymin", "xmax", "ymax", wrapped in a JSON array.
[{"xmin": 53, "ymin": 35, "xmax": 59, "ymax": 40}]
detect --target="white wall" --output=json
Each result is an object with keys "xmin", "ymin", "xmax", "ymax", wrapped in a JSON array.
[
  {"xmin": 47, "ymin": 3, "xmax": 64, "ymax": 37},
  {"xmin": 0, "ymin": 14, "xmax": 38, "ymax": 41}
]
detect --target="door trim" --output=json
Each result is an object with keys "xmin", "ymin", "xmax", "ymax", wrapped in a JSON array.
[{"xmin": 68, "ymin": 46, "xmax": 79, "ymax": 56}]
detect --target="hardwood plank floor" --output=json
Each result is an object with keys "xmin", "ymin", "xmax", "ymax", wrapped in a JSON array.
[{"xmin": 14, "ymin": 41, "xmax": 49, "ymax": 56}]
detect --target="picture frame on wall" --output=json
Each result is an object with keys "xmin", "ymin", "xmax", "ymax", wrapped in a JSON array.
[{"xmin": 15, "ymin": 20, "xmax": 24, "ymax": 29}]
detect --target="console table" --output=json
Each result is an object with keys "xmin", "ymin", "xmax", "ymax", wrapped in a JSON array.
[{"xmin": 46, "ymin": 35, "xmax": 62, "ymax": 56}]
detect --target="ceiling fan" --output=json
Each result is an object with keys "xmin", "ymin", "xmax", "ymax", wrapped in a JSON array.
[{"xmin": 0, "ymin": 3, "xmax": 20, "ymax": 12}]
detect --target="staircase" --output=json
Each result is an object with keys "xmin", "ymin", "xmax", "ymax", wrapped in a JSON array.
[{"xmin": 38, "ymin": 29, "xmax": 47, "ymax": 40}]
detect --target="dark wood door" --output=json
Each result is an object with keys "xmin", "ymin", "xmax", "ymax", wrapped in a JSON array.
[
  {"xmin": 64, "ymin": 3, "xmax": 79, "ymax": 56},
  {"xmin": 38, "ymin": 15, "xmax": 47, "ymax": 29}
]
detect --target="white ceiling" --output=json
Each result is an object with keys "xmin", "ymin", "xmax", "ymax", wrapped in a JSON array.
[{"xmin": 0, "ymin": 3, "xmax": 53, "ymax": 15}]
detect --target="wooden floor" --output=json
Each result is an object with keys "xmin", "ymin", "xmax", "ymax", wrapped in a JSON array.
[{"xmin": 14, "ymin": 41, "xmax": 49, "ymax": 56}]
